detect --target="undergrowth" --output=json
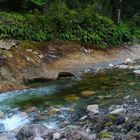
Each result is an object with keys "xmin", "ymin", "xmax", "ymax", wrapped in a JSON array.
[{"xmin": 0, "ymin": 10, "xmax": 138, "ymax": 46}]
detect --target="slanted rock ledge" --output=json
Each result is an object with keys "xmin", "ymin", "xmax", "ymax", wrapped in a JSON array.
[{"xmin": 0, "ymin": 40, "xmax": 140, "ymax": 93}]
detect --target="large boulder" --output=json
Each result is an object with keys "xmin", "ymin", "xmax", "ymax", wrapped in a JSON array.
[{"xmin": 17, "ymin": 124, "xmax": 47, "ymax": 140}]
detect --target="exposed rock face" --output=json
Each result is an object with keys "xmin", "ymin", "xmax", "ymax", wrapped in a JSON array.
[{"xmin": 0, "ymin": 40, "xmax": 140, "ymax": 93}]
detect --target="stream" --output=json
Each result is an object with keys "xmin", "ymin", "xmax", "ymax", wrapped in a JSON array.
[{"xmin": 0, "ymin": 60, "xmax": 140, "ymax": 133}]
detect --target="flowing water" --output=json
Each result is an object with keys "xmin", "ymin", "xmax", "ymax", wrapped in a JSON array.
[{"xmin": 0, "ymin": 61, "xmax": 140, "ymax": 132}]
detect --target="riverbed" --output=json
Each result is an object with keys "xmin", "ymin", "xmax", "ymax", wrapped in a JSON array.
[{"xmin": 0, "ymin": 59, "xmax": 140, "ymax": 136}]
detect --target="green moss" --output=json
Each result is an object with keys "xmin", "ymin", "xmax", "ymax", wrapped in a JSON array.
[
  {"xmin": 105, "ymin": 121, "xmax": 113, "ymax": 127},
  {"xmin": 107, "ymin": 114, "xmax": 116, "ymax": 122},
  {"xmin": 99, "ymin": 132, "xmax": 112, "ymax": 138}
]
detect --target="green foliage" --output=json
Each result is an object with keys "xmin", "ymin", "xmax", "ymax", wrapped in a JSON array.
[{"xmin": 0, "ymin": 10, "xmax": 136, "ymax": 45}]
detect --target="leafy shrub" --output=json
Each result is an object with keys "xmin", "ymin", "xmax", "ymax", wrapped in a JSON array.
[{"xmin": 0, "ymin": 9, "xmax": 136, "ymax": 46}]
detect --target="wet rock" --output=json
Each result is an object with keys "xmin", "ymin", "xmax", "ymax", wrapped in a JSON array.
[
  {"xmin": 17, "ymin": 124, "xmax": 47, "ymax": 140},
  {"xmin": 0, "ymin": 123, "xmax": 5, "ymax": 133},
  {"xmin": 119, "ymin": 65, "xmax": 128, "ymax": 69},
  {"xmin": 80, "ymin": 91, "xmax": 96, "ymax": 97},
  {"xmin": 0, "ymin": 111, "xmax": 4, "ymax": 119},
  {"xmin": 25, "ymin": 107, "xmax": 39, "ymax": 113},
  {"xmin": 41, "ymin": 129, "xmax": 59, "ymax": 140},
  {"xmin": 0, "ymin": 133, "xmax": 17, "ymax": 140},
  {"xmin": 88, "ymin": 114, "xmax": 125, "ymax": 132},
  {"xmin": 98, "ymin": 95, "xmax": 112, "ymax": 100},
  {"xmin": 124, "ymin": 95, "xmax": 130, "ymax": 100},
  {"xmin": 47, "ymin": 108, "xmax": 59, "ymax": 116},
  {"xmin": 109, "ymin": 64, "xmax": 114, "ymax": 67},
  {"xmin": 125, "ymin": 58, "xmax": 134, "ymax": 64},
  {"xmin": 133, "ymin": 70, "xmax": 140, "ymax": 75},
  {"xmin": 53, "ymin": 133, "xmax": 61, "ymax": 140},
  {"xmin": 110, "ymin": 108, "xmax": 125, "ymax": 114},
  {"xmin": 87, "ymin": 104, "xmax": 99, "ymax": 114},
  {"xmin": 64, "ymin": 94, "xmax": 80, "ymax": 102},
  {"xmin": 65, "ymin": 128, "xmax": 94, "ymax": 140},
  {"xmin": 79, "ymin": 116, "xmax": 88, "ymax": 121}
]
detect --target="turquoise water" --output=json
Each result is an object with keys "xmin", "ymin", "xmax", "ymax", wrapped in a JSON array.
[{"xmin": 0, "ymin": 64, "xmax": 140, "ymax": 130}]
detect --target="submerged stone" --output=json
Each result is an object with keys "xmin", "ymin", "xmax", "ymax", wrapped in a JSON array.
[
  {"xmin": 80, "ymin": 91, "xmax": 96, "ymax": 97},
  {"xmin": 64, "ymin": 94, "xmax": 80, "ymax": 102}
]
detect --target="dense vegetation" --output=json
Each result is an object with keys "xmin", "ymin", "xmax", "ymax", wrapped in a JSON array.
[{"xmin": 0, "ymin": 0, "xmax": 139, "ymax": 46}]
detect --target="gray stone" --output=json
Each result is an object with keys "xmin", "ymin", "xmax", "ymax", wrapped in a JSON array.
[
  {"xmin": 87, "ymin": 104, "xmax": 99, "ymax": 114},
  {"xmin": 0, "ymin": 111, "xmax": 4, "ymax": 119},
  {"xmin": 0, "ymin": 40, "xmax": 17, "ymax": 50},
  {"xmin": 53, "ymin": 133, "xmax": 61, "ymax": 140},
  {"xmin": 110, "ymin": 108, "xmax": 125, "ymax": 114},
  {"xmin": 17, "ymin": 124, "xmax": 47, "ymax": 140},
  {"xmin": 119, "ymin": 65, "xmax": 128, "ymax": 69},
  {"xmin": 133, "ymin": 70, "xmax": 140, "ymax": 75}
]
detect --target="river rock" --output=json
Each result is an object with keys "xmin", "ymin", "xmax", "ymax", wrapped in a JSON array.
[
  {"xmin": 53, "ymin": 132, "xmax": 61, "ymax": 140},
  {"xmin": 0, "ymin": 111, "xmax": 4, "ymax": 119},
  {"xmin": 0, "ymin": 123, "xmax": 5, "ymax": 133},
  {"xmin": 41, "ymin": 129, "xmax": 59, "ymax": 140},
  {"xmin": 17, "ymin": 124, "xmax": 48, "ymax": 140},
  {"xmin": 133, "ymin": 70, "xmax": 140, "ymax": 75},
  {"xmin": 65, "ymin": 128, "xmax": 94, "ymax": 140},
  {"xmin": 25, "ymin": 107, "xmax": 39, "ymax": 113},
  {"xmin": 64, "ymin": 94, "xmax": 79, "ymax": 102},
  {"xmin": 119, "ymin": 65, "xmax": 128, "ymax": 69},
  {"xmin": 80, "ymin": 91, "xmax": 96, "ymax": 97},
  {"xmin": 87, "ymin": 104, "xmax": 99, "ymax": 114},
  {"xmin": 109, "ymin": 64, "xmax": 114, "ymax": 67},
  {"xmin": 125, "ymin": 58, "xmax": 134, "ymax": 64},
  {"xmin": 110, "ymin": 108, "xmax": 125, "ymax": 114}
]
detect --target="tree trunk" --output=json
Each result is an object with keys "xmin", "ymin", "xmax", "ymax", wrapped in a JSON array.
[{"xmin": 110, "ymin": 0, "xmax": 122, "ymax": 24}]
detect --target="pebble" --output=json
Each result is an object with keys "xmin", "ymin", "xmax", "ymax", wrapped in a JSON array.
[
  {"xmin": 119, "ymin": 65, "xmax": 128, "ymax": 69},
  {"xmin": 53, "ymin": 133, "xmax": 61, "ymax": 140},
  {"xmin": 124, "ymin": 95, "xmax": 130, "ymax": 100},
  {"xmin": 87, "ymin": 104, "xmax": 99, "ymax": 114},
  {"xmin": 79, "ymin": 115, "xmax": 88, "ymax": 121},
  {"xmin": 109, "ymin": 64, "xmax": 114, "ymax": 67},
  {"xmin": 0, "ymin": 111, "xmax": 4, "ymax": 119},
  {"xmin": 110, "ymin": 108, "xmax": 125, "ymax": 114}
]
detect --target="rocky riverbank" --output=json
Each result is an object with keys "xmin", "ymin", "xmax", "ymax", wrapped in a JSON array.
[
  {"xmin": 0, "ymin": 39, "xmax": 140, "ymax": 93},
  {"xmin": 1, "ymin": 95, "xmax": 140, "ymax": 140}
]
